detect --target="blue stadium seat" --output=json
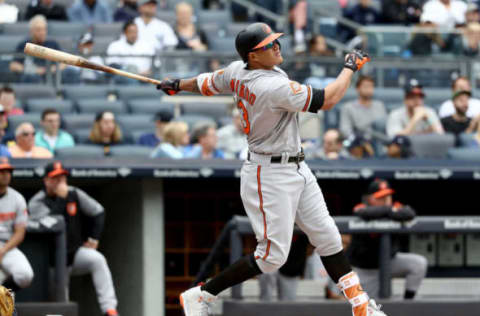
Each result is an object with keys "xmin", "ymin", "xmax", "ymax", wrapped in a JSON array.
[
  {"xmin": 48, "ymin": 22, "xmax": 87, "ymax": 37},
  {"xmin": 55, "ymin": 145, "xmax": 105, "ymax": 159},
  {"xmin": 131, "ymin": 129, "xmax": 154, "ymax": 144},
  {"xmin": 128, "ymin": 99, "xmax": 175, "ymax": 115},
  {"xmin": 181, "ymin": 103, "xmax": 230, "ymax": 121},
  {"xmin": 156, "ymin": 10, "xmax": 176, "ymax": 26},
  {"xmin": 62, "ymin": 85, "xmax": 113, "ymax": 101},
  {"xmin": 8, "ymin": 113, "xmax": 42, "ymax": 132},
  {"xmin": 409, "ymin": 134, "xmax": 455, "ymax": 159},
  {"xmin": 76, "ymin": 99, "xmax": 127, "ymax": 114},
  {"xmin": 209, "ymin": 37, "xmax": 236, "ymax": 54},
  {"xmin": 25, "ymin": 99, "xmax": 74, "ymax": 114},
  {"xmin": 2, "ymin": 23, "xmax": 29, "ymax": 36},
  {"xmin": 63, "ymin": 113, "xmax": 95, "ymax": 130},
  {"xmin": 278, "ymin": 35, "xmax": 293, "ymax": 55},
  {"xmin": 73, "ymin": 128, "xmax": 92, "ymax": 144},
  {"xmin": 54, "ymin": 37, "xmax": 75, "ymax": 53},
  {"xmin": 424, "ymin": 88, "xmax": 452, "ymax": 108},
  {"xmin": 166, "ymin": 0, "xmax": 201, "ymax": 11},
  {"xmin": 93, "ymin": 23, "xmax": 123, "ymax": 38},
  {"xmin": 117, "ymin": 114, "xmax": 154, "ymax": 130},
  {"xmin": 174, "ymin": 114, "xmax": 216, "ymax": 130},
  {"xmin": 458, "ymin": 133, "xmax": 475, "ymax": 147},
  {"xmin": 109, "ymin": 145, "xmax": 154, "ymax": 157},
  {"xmin": 226, "ymin": 23, "xmax": 250, "ymax": 37},
  {"xmin": 91, "ymin": 37, "xmax": 115, "ymax": 55},
  {"xmin": 116, "ymin": 86, "xmax": 160, "ymax": 101},
  {"xmin": 448, "ymin": 147, "xmax": 480, "ymax": 161},
  {"xmin": 197, "ymin": 10, "xmax": 232, "ymax": 27},
  {"xmin": 11, "ymin": 84, "xmax": 57, "ymax": 101}
]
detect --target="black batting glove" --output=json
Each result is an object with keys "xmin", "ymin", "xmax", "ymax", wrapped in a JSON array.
[
  {"xmin": 344, "ymin": 49, "xmax": 370, "ymax": 72},
  {"xmin": 157, "ymin": 78, "xmax": 181, "ymax": 95}
]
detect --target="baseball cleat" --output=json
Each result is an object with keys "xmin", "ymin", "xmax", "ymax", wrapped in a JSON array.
[
  {"xmin": 366, "ymin": 299, "xmax": 387, "ymax": 316},
  {"xmin": 180, "ymin": 286, "xmax": 216, "ymax": 316}
]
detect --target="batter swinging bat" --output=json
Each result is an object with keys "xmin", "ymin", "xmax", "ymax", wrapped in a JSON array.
[{"xmin": 23, "ymin": 42, "xmax": 162, "ymax": 85}]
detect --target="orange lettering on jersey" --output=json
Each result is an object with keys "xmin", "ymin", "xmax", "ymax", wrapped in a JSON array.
[
  {"xmin": 245, "ymin": 87, "xmax": 250, "ymax": 102},
  {"xmin": 239, "ymin": 84, "xmax": 245, "ymax": 99},
  {"xmin": 289, "ymin": 81, "xmax": 303, "ymax": 95},
  {"xmin": 249, "ymin": 93, "xmax": 256, "ymax": 106},
  {"xmin": 202, "ymin": 79, "xmax": 214, "ymax": 96},
  {"xmin": 230, "ymin": 79, "xmax": 235, "ymax": 92},
  {"xmin": 237, "ymin": 99, "xmax": 250, "ymax": 135},
  {"xmin": 235, "ymin": 80, "xmax": 240, "ymax": 94},
  {"xmin": 67, "ymin": 202, "xmax": 77, "ymax": 216}
]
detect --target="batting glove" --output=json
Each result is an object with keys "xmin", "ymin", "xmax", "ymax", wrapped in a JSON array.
[
  {"xmin": 344, "ymin": 50, "xmax": 370, "ymax": 72},
  {"xmin": 157, "ymin": 78, "xmax": 181, "ymax": 95}
]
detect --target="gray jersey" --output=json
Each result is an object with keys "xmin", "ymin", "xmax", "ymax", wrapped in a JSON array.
[
  {"xmin": 197, "ymin": 61, "xmax": 314, "ymax": 155},
  {"xmin": 0, "ymin": 187, "xmax": 28, "ymax": 241}
]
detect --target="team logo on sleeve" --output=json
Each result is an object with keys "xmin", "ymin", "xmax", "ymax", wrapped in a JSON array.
[
  {"xmin": 289, "ymin": 81, "xmax": 303, "ymax": 95},
  {"xmin": 67, "ymin": 202, "xmax": 77, "ymax": 216}
]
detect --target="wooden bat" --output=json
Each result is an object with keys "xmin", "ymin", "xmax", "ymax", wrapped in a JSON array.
[{"xmin": 23, "ymin": 42, "xmax": 162, "ymax": 85}]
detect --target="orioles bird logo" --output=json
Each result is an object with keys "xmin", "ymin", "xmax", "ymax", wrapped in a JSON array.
[{"xmin": 262, "ymin": 24, "xmax": 272, "ymax": 34}]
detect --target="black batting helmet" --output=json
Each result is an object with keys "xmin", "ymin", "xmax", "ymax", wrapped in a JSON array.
[{"xmin": 235, "ymin": 23, "xmax": 283, "ymax": 62}]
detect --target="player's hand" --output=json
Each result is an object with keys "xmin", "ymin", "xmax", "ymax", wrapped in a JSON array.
[
  {"xmin": 344, "ymin": 50, "xmax": 370, "ymax": 72},
  {"xmin": 83, "ymin": 238, "xmax": 99, "ymax": 249},
  {"xmin": 157, "ymin": 78, "xmax": 181, "ymax": 95},
  {"xmin": 412, "ymin": 107, "xmax": 428, "ymax": 121}
]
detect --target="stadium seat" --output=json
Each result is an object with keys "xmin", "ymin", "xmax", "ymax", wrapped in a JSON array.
[
  {"xmin": 156, "ymin": 10, "xmax": 176, "ymax": 26},
  {"xmin": 73, "ymin": 128, "xmax": 91, "ymax": 144},
  {"xmin": 218, "ymin": 116, "xmax": 232, "ymax": 127},
  {"xmin": 63, "ymin": 113, "xmax": 95, "ymax": 130},
  {"xmin": 374, "ymin": 88, "xmax": 405, "ymax": 108},
  {"xmin": 197, "ymin": 10, "xmax": 232, "ymax": 27},
  {"xmin": 226, "ymin": 23, "xmax": 250, "ymax": 37},
  {"xmin": 323, "ymin": 106, "xmax": 340, "ymax": 130},
  {"xmin": 307, "ymin": 0, "xmax": 341, "ymax": 17},
  {"xmin": 166, "ymin": 0, "xmax": 201, "ymax": 11},
  {"xmin": 55, "ymin": 145, "xmax": 105, "ymax": 159},
  {"xmin": 93, "ymin": 23, "xmax": 123, "ymax": 38},
  {"xmin": 11, "ymin": 84, "xmax": 57, "ymax": 101},
  {"xmin": 117, "ymin": 114, "xmax": 154, "ymax": 130},
  {"xmin": 62, "ymin": 85, "xmax": 113, "ymax": 101},
  {"xmin": 91, "ymin": 37, "xmax": 115, "ymax": 55},
  {"xmin": 116, "ymin": 86, "xmax": 160, "ymax": 101},
  {"xmin": 48, "ymin": 22, "xmax": 87, "ymax": 37},
  {"xmin": 76, "ymin": 99, "xmax": 127, "ymax": 114},
  {"xmin": 131, "ymin": 129, "xmax": 154, "ymax": 143},
  {"xmin": 409, "ymin": 134, "xmax": 455, "ymax": 159},
  {"xmin": 128, "ymin": 99, "xmax": 175, "ymax": 115},
  {"xmin": 25, "ymin": 99, "xmax": 74, "ymax": 114},
  {"xmin": 53, "ymin": 37, "xmax": 75, "ymax": 53},
  {"xmin": 424, "ymin": 88, "xmax": 452, "ymax": 108},
  {"xmin": 109, "ymin": 145, "xmax": 153, "ymax": 157},
  {"xmin": 277, "ymin": 35, "xmax": 293, "ymax": 55},
  {"xmin": 459, "ymin": 133, "xmax": 475, "ymax": 147},
  {"xmin": 209, "ymin": 37, "xmax": 237, "ymax": 54},
  {"xmin": 2, "ymin": 22, "xmax": 29, "ymax": 36},
  {"xmin": 448, "ymin": 147, "xmax": 480, "ymax": 161},
  {"xmin": 174, "ymin": 114, "xmax": 216, "ymax": 130},
  {"xmin": 8, "ymin": 113, "xmax": 42, "ymax": 132},
  {"xmin": 181, "ymin": 103, "xmax": 230, "ymax": 121}
]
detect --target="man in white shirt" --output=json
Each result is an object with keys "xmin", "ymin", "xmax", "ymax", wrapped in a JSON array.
[
  {"xmin": 421, "ymin": 0, "xmax": 467, "ymax": 29},
  {"xmin": 217, "ymin": 108, "xmax": 248, "ymax": 159},
  {"xmin": 134, "ymin": 0, "xmax": 178, "ymax": 52},
  {"xmin": 107, "ymin": 20, "xmax": 155, "ymax": 77},
  {"xmin": 438, "ymin": 76, "xmax": 480, "ymax": 118},
  {"xmin": 0, "ymin": 0, "xmax": 18, "ymax": 23}
]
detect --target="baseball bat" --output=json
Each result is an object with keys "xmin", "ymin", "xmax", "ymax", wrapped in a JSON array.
[{"xmin": 23, "ymin": 42, "xmax": 162, "ymax": 85}]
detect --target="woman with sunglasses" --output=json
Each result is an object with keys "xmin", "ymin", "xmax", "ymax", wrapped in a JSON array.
[{"xmin": 157, "ymin": 22, "xmax": 382, "ymax": 316}]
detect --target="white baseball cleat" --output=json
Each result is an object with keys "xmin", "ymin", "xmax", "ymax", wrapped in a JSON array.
[
  {"xmin": 367, "ymin": 299, "xmax": 387, "ymax": 316},
  {"xmin": 180, "ymin": 286, "xmax": 217, "ymax": 316}
]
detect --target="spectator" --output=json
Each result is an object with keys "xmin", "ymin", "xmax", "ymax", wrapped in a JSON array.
[
  {"xmin": 217, "ymin": 108, "xmax": 248, "ymax": 159},
  {"xmin": 9, "ymin": 15, "xmax": 62, "ymax": 83},
  {"xmin": 184, "ymin": 124, "xmax": 224, "ymax": 159},
  {"xmin": 0, "ymin": 105, "xmax": 14, "ymax": 149},
  {"xmin": 28, "ymin": 161, "xmax": 120, "ymax": 316},
  {"xmin": 300, "ymin": 35, "xmax": 337, "ymax": 87},
  {"xmin": 88, "ymin": 111, "xmax": 124, "ymax": 155},
  {"xmin": 339, "ymin": 76, "xmax": 387, "ymax": 139},
  {"xmin": 0, "ymin": 158, "xmax": 34, "ymax": 293},
  {"xmin": 138, "ymin": 111, "xmax": 173, "ymax": 147},
  {"xmin": 466, "ymin": 117, "xmax": 480, "ymax": 147},
  {"xmin": 407, "ymin": 20, "xmax": 449, "ymax": 56},
  {"xmin": 35, "ymin": 109, "xmax": 75, "ymax": 154},
  {"xmin": 346, "ymin": 179, "xmax": 428, "ymax": 299},
  {"xmin": 462, "ymin": 22, "xmax": 480, "ymax": 56},
  {"xmin": 343, "ymin": 134, "xmax": 375, "ymax": 159},
  {"xmin": 0, "ymin": 87, "xmax": 24, "ymax": 117},
  {"xmin": 67, "ymin": 0, "xmax": 112, "ymax": 24},
  {"xmin": 441, "ymin": 90, "xmax": 473, "ymax": 136},
  {"xmin": 134, "ymin": 0, "xmax": 178, "ymax": 52},
  {"xmin": 0, "ymin": 0, "xmax": 18, "ymax": 23},
  {"xmin": 382, "ymin": 0, "xmax": 421, "ymax": 25},
  {"xmin": 439, "ymin": 76, "xmax": 480, "ymax": 118},
  {"xmin": 420, "ymin": 0, "xmax": 467, "ymax": 29},
  {"xmin": 340, "ymin": 0, "xmax": 381, "ymax": 41},
  {"xmin": 309, "ymin": 34, "xmax": 334, "ymax": 57},
  {"xmin": 151, "ymin": 121, "xmax": 189, "ymax": 159},
  {"xmin": 386, "ymin": 135, "xmax": 413, "ymax": 159},
  {"xmin": 106, "ymin": 21, "xmax": 155, "ymax": 82},
  {"xmin": 114, "ymin": 0, "xmax": 140, "ymax": 22},
  {"xmin": 289, "ymin": 0, "xmax": 308, "ymax": 53},
  {"xmin": 25, "ymin": 0, "xmax": 68, "ymax": 21},
  {"xmin": 175, "ymin": 2, "xmax": 208, "ymax": 51},
  {"xmin": 386, "ymin": 79, "xmax": 444, "ymax": 137},
  {"xmin": 9, "ymin": 123, "xmax": 53, "ymax": 159},
  {"xmin": 312, "ymin": 128, "xmax": 349, "ymax": 160},
  {"xmin": 465, "ymin": 3, "xmax": 480, "ymax": 24}
]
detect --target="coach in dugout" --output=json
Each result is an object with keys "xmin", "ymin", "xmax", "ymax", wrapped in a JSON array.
[
  {"xmin": 28, "ymin": 162, "xmax": 120, "ymax": 316},
  {"xmin": 346, "ymin": 179, "xmax": 427, "ymax": 299},
  {"xmin": 0, "ymin": 157, "xmax": 34, "ymax": 293}
]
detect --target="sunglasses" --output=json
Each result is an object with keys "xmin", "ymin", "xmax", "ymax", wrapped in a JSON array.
[{"xmin": 251, "ymin": 40, "xmax": 279, "ymax": 52}]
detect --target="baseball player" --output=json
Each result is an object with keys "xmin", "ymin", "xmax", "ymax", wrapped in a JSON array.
[
  {"xmin": 158, "ymin": 23, "xmax": 386, "ymax": 316},
  {"xmin": 0, "ymin": 157, "xmax": 34, "ymax": 293}
]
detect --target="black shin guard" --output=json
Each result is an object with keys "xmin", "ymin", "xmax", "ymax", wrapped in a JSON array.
[
  {"xmin": 320, "ymin": 250, "xmax": 353, "ymax": 283},
  {"xmin": 201, "ymin": 254, "xmax": 262, "ymax": 296}
]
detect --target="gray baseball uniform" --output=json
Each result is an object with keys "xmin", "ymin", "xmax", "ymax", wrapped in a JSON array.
[
  {"xmin": 0, "ymin": 187, "xmax": 34, "ymax": 288},
  {"xmin": 197, "ymin": 61, "xmax": 343, "ymax": 274}
]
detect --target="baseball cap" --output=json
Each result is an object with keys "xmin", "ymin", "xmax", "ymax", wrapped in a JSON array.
[
  {"xmin": 78, "ymin": 32, "xmax": 94, "ymax": 46},
  {"xmin": 154, "ymin": 111, "xmax": 173, "ymax": 122},
  {"xmin": 367, "ymin": 179, "xmax": 395, "ymax": 199},
  {"xmin": 0, "ymin": 157, "xmax": 14, "ymax": 172},
  {"xmin": 343, "ymin": 134, "xmax": 367, "ymax": 150},
  {"xmin": 138, "ymin": 0, "xmax": 157, "ymax": 5},
  {"xmin": 45, "ymin": 161, "xmax": 69, "ymax": 178},
  {"xmin": 404, "ymin": 78, "xmax": 425, "ymax": 98},
  {"xmin": 452, "ymin": 90, "xmax": 472, "ymax": 100}
]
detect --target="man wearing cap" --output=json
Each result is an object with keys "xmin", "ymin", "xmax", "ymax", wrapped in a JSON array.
[
  {"xmin": 441, "ymin": 90, "xmax": 480, "ymax": 138},
  {"xmin": 346, "ymin": 179, "xmax": 427, "ymax": 299},
  {"xmin": 386, "ymin": 79, "xmax": 444, "ymax": 137},
  {"xmin": 138, "ymin": 110, "xmax": 172, "ymax": 147},
  {"xmin": 134, "ymin": 0, "xmax": 178, "ymax": 52},
  {"xmin": 0, "ymin": 158, "xmax": 34, "ymax": 293},
  {"xmin": 28, "ymin": 162, "xmax": 120, "ymax": 316},
  {"xmin": 438, "ymin": 76, "xmax": 480, "ymax": 119}
]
